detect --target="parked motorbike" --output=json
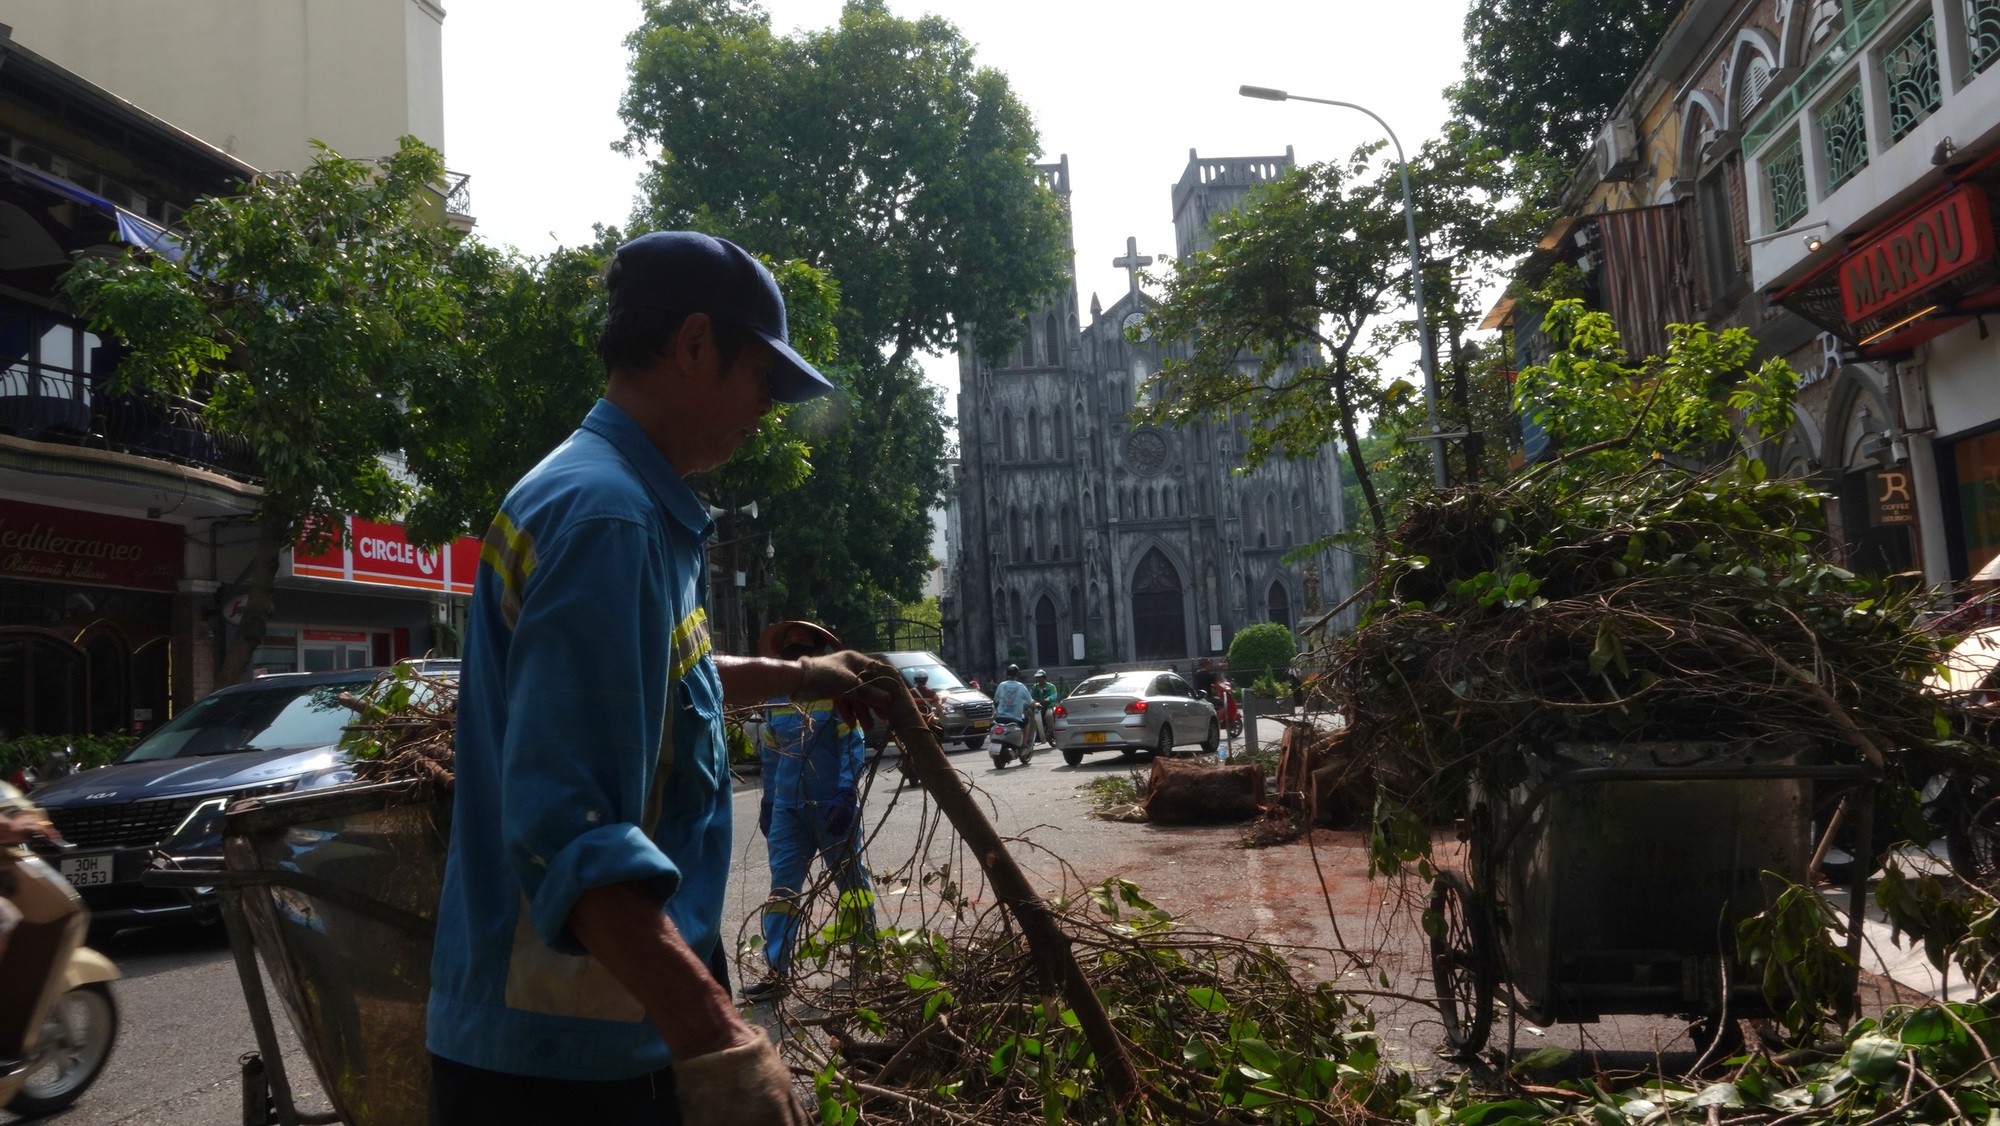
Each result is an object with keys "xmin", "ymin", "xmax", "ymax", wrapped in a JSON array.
[
  {"xmin": 989, "ymin": 718, "xmax": 1033, "ymax": 770},
  {"xmin": 1, "ymin": 783, "xmax": 121, "ymax": 1117},
  {"xmin": 3, "ymin": 746, "xmax": 75, "ymax": 796}
]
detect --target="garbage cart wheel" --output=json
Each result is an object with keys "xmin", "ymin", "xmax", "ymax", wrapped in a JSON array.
[
  {"xmin": 1429, "ymin": 869, "xmax": 1495, "ymax": 1055},
  {"xmin": 1948, "ymin": 787, "xmax": 2000, "ymax": 894}
]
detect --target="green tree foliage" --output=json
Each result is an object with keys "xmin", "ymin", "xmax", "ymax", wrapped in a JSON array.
[
  {"xmin": 411, "ymin": 231, "xmax": 836, "ymax": 525},
  {"xmin": 620, "ymin": 0, "xmax": 1062, "ymax": 635},
  {"xmin": 1513, "ymin": 298, "xmax": 1801, "ymax": 482},
  {"xmin": 619, "ymin": 0, "xmax": 1069, "ymax": 371},
  {"xmin": 1139, "ymin": 152, "xmax": 1404, "ymax": 536},
  {"xmin": 1226, "ymin": 622, "xmax": 1298, "ymax": 680},
  {"xmin": 748, "ymin": 363, "xmax": 951, "ymax": 635},
  {"xmin": 1347, "ymin": 125, "xmax": 1549, "ymax": 527},
  {"xmin": 63, "ymin": 140, "xmax": 476, "ymax": 684},
  {"xmin": 1449, "ymin": 0, "xmax": 1686, "ymax": 186},
  {"xmin": 399, "ymin": 235, "xmax": 616, "ymax": 545}
]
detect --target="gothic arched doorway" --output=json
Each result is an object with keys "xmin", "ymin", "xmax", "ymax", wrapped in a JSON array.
[
  {"xmin": 1131, "ymin": 549, "xmax": 1187, "ymax": 660},
  {"xmin": 1267, "ymin": 581, "xmax": 1292, "ymax": 632},
  {"xmin": 1034, "ymin": 596, "xmax": 1060, "ymax": 668}
]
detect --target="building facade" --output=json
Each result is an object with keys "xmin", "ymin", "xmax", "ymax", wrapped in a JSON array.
[
  {"xmin": 1486, "ymin": 0, "xmax": 2000, "ymax": 593},
  {"xmin": 0, "ymin": 28, "xmax": 473, "ymax": 744},
  {"xmin": 1745, "ymin": 0, "xmax": 2000, "ymax": 590},
  {"xmin": 0, "ymin": 35, "xmax": 259, "ymax": 741},
  {"xmin": 944, "ymin": 152, "xmax": 1351, "ymax": 682},
  {"xmin": 2, "ymin": 0, "xmax": 446, "ymax": 178}
]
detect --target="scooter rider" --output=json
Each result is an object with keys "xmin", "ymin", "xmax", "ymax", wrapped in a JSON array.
[
  {"xmin": 1029, "ymin": 670, "xmax": 1059, "ymax": 746},
  {"xmin": 746, "ymin": 622, "xmax": 876, "ymax": 1001},
  {"xmin": 0, "ymin": 779, "xmax": 57, "ymax": 963},
  {"xmin": 1192, "ymin": 658, "xmax": 1220, "ymax": 702},
  {"xmin": 911, "ymin": 672, "xmax": 941, "ymax": 720},
  {"xmin": 992, "ymin": 666, "xmax": 1032, "ymax": 758}
]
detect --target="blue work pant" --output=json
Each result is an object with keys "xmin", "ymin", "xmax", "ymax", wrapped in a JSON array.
[{"xmin": 761, "ymin": 804, "xmax": 875, "ymax": 976}]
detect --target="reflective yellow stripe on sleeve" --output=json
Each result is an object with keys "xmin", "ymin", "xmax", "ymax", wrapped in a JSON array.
[
  {"xmin": 670, "ymin": 607, "xmax": 712, "ymax": 680},
  {"xmin": 480, "ymin": 511, "xmax": 539, "ymax": 630}
]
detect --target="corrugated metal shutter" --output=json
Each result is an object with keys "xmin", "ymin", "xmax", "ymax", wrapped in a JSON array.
[{"xmin": 1595, "ymin": 204, "xmax": 1698, "ymax": 361}]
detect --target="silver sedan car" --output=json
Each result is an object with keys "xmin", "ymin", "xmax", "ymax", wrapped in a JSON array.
[{"xmin": 1051, "ymin": 669, "xmax": 1220, "ymax": 766}]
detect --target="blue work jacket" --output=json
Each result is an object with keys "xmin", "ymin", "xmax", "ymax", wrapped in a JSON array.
[
  {"xmin": 427, "ymin": 399, "xmax": 730, "ymax": 1081},
  {"xmin": 758, "ymin": 699, "xmax": 862, "ymax": 808}
]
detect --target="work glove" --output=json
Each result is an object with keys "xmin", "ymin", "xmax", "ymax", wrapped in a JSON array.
[
  {"xmin": 821, "ymin": 787, "xmax": 858, "ymax": 840},
  {"xmin": 794, "ymin": 651, "xmax": 897, "ymax": 706},
  {"xmin": 674, "ymin": 1036, "xmax": 810, "ymax": 1126},
  {"xmin": 757, "ymin": 798, "xmax": 773, "ymax": 839}
]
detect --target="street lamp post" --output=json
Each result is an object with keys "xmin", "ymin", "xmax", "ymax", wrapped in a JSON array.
[{"xmin": 1239, "ymin": 85, "xmax": 1447, "ymax": 488}]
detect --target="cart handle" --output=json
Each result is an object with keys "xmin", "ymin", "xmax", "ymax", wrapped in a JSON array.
[
  {"xmin": 1487, "ymin": 763, "xmax": 1878, "ymax": 862},
  {"xmin": 142, "ymin": 866, "xmax": 436, "ymax": 940}
]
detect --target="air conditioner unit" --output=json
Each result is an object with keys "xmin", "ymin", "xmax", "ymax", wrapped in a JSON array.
[{"xmin": 1595, "ymin": 117, "xmax": 1641, "ymax": 182}]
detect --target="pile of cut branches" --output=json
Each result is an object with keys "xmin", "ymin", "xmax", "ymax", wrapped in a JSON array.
[
  {"xmin": 337, "ymin": 663, "xmax": 458, "ymax": 792},
  {"xmin": 778, "ymin": 877, "xmax": 1414, "ymax": 1125},
  {"xmin": 1334, "ymin": 455, "xmax": 1967, "ymax": 868}
]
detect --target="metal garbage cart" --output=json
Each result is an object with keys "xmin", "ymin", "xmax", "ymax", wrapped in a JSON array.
[
  {"xmin": 145, "ymin": 780, "xmax": 447, "ymax": 1126},
  {"xmin": 1427, "ymin": 740, "xmax": 1876, "ymax": 1054}
]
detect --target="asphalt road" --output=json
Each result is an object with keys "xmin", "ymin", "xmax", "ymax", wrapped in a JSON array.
[{"xmin": 13, "ymin": 720, "xmax": 1721, "ymax": 1123}]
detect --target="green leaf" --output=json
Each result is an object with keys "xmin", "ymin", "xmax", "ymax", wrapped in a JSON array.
[
  {"xmin": 1184, "ymin": 986, "xmax": 1231, "ymax": 1014},
  {"xmin": 1454, "ymin": 1100, "xmax": 1553, "ymax": 1125},
  {"xmin": 1844, "ymin": 1034, "xmax": 1904, "ymax": 1084},
  {"xmin": 1509, "ymin": 1045, "xmax": 1574, "ymax": 1074},
  {"xmin": 1694, "ymin": 1083, "xmax": 1744, "ymax": 1108},
  {"xmin": 1183, "ymin": 1039, "xmax": 1216, "ymax": 1070},
  {"xmin": 1899, "ymin": 1006, "xmax": 1954, "ymax": 1046},
  {"xmin": 988, "ymin": 1035, "xmax": 1017, "ymax": 1075},
  {"xmin": 1235, "ymin": 1037, "xmax": 1284, "ymax": 1076}
]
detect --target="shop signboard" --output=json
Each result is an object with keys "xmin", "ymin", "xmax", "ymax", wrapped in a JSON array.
[
  {"xmin": 1839, "ymin": 186, "xmax": 1995, "ymax": 324},
  {"xmin": 1870, "ymin": 467, "xmax": 1917, "ymax": 526},
  {"xmin": 290, "ymin": 516, "xmax": 481, "ymax": 596},
  {"xmin": 0, "ymin": 497, "xmax": 182, "ymax": 591}
]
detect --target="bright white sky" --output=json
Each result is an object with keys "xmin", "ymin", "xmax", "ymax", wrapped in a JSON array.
[{"xmin": 441, "ymin": 0, "xmax": 1472, "ymax": 404}]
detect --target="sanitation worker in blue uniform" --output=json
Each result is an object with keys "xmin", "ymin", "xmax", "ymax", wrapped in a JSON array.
[
  {"xmin": 427, "ymin": 231, "xmax": 894, "ymax": 1126},
  {"xmin": 744, "ymin": 621, "xmax": 876, "ymax": 1001}
]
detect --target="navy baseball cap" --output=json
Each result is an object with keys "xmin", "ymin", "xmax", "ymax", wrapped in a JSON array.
[{"xmin": 607, "ymin": 231, "xmax": 835, "ymax": 403}]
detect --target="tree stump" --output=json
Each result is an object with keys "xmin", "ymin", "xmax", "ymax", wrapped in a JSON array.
[{"xmin": 1143, "ymin": 758, "xmax": 1265, "ymax": 824}]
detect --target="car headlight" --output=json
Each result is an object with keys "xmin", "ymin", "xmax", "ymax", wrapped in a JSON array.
[
  {"xmin": 161, "ymin": 781, "xmax": 299, "ymax": 851},
  {"xmin": 944, "ymin": 702, "xmax": 963, "ymax": 715}
]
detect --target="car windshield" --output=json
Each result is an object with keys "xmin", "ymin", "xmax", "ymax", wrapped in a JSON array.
[
  {"xmin": 120, "ymin": 678, "xmax": 373, "ymax": 762},
  {"xmin": 1071, "ymin": 674, "xmax": 1151, "ymax": 697},
  {"xmin": 895, "ymin": 662, "xmax": 967, "ymax": 691}
]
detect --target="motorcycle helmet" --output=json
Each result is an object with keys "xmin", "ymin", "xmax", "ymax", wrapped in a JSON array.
[
  {"xmin": 1007, "ymin": 664, "xmax": 1020, "ymax": 677},
  {"xmin": 1033, "ymin": 669, "xmax": 1046, "ymax": 678}
]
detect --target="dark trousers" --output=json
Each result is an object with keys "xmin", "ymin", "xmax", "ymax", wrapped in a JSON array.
[{"xmin": 430, "ymin": 1053, "xmax": 681, "ymax": 1126}]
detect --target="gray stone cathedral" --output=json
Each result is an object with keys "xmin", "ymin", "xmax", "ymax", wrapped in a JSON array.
[{"xmin": 941, "ymin": 148, "xmax": 1353, "ymax": 680}]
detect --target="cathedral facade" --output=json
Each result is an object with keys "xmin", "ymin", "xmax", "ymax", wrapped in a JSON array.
[{"xmin": 942, "ymin": 149, "xmax": 1352, "ymax": 680}]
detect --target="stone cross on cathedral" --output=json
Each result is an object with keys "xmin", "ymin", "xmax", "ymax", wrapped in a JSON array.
[{"xmin": 1112, "ymin": 236, "xmax": 1152, "ymax": 302}]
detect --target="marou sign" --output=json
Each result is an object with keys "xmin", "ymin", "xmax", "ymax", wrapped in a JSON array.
[
  {"xmin": 1840, "ymin": 186, "xmax": 1995, "ymax": 324},
  {"xmin": 0, "ymin": 498, "xmax": 183, "ymax": 591}
]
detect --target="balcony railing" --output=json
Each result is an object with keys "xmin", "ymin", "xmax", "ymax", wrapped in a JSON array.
[
  {"xmin": 0, "ymin": 367, "xmax": 258, "ymax": 481},
  {"xmin": 442, "ymin": 170, "xmax": 471, "ymax": 218}
]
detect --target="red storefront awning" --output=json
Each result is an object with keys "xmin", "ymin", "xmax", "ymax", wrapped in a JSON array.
[{"xmin": 1771, "ymin": 153, "xmax": 2000, "ymax": 357}]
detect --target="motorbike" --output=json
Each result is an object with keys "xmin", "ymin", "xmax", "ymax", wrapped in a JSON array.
[
  {"xmin": 1, "ymin": 784, "xmax": 121, "ymax": 1117},
  {"xmin": 989, "ymin": 717, "xmax": 1034, "ymax": 770}
]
